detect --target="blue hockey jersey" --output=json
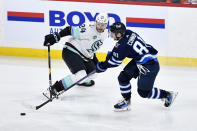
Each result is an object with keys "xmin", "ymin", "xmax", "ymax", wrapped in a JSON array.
[{"xmin": 101, "ymin": 30, "xmax": 158, "ymax": 69}]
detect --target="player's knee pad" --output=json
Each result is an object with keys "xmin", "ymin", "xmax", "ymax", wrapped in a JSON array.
[
  {"xmin": 118, "ymin": 71, "xmax": 131, "ymax": 85},
  {"xmin": 137, "ymin": 89, "xmax": 151, "ymax": 98}
]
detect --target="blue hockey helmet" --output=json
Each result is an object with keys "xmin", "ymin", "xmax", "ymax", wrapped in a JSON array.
[{"xmin": 109, "ymin": 22, "xmax": 126, "ymax": 37}]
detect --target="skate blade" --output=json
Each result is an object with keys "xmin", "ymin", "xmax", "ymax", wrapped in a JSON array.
[
  {"xmin": 169, "ymin": 92, "xmax": 178, "ymax": 107},
  {"xmin": 43, "ymin": 89, "xmax": 60, "ymax": 100},
  {"xmin": 114, "ymin": 106, "xmax": 131, "ymax": 112},
  {"xmin": 42, "ymin": 90, "xmax": 51, "ymax": 100}
]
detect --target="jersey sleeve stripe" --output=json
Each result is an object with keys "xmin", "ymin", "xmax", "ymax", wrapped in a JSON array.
[
  {"xmin": 108, "ymin": 60, "xmax": 121, "ymax": 66},
  {"xmin": 71, "ymin": 26, "xmax": 80, "ymax": 39},
  {"xmin": 97, "ymin": 63, "xmax": 107, "ymax": 72},
  {"xmin": 137, "ymin": 54, "xmax": 157, "ymax": 64},
  {"xmin": 112, "ymin": 56, "xmax": 123, "ymax": 63}
]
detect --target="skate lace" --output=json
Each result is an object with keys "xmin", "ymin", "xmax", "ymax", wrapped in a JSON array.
[
  {"xmin": 117, "ymin": 99, "xmax": 127, "ymax": 106},
  {"xmin": 161, "ymin": 93, "xmax": 171, "ymax": 104}
]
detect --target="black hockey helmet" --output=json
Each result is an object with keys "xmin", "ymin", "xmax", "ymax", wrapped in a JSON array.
[{"xmin": 109, "ymin": 22, "xmax": 126, "ymax": 37}]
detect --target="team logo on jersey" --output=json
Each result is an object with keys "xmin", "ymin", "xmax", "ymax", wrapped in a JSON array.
[
  {"xmin": 115, "ymin": 42, "xmax": 120, "ymax": 48},
  {"xmin": 93, "ymin": 36, "xmax": 97, "ymax": 39},
  {"xmin": 87, "ymin": 40, "xmax": 103, "ymax": 53}
]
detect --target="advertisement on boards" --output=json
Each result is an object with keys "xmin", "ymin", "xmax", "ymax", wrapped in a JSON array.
[{"xmin": 4, "ymin": 0, "xmax": 168, "ymax": 53}]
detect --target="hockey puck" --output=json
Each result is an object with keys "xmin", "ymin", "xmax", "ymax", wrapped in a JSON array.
[{"xmin": 20, "ymin": 113, "xmax": 26, "ymax": 116}]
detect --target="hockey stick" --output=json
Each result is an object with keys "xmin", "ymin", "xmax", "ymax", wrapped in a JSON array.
[
  {"xmin": 48, "ymin": 46, "xmax": 52, "ymax": 88},
  {"xmin": 33, "ymin": 69, "xmax": 96, "ymax": 110},
  {"xmin": 42, "ymin": 46, "xmax": 53, "ymax": 99}
]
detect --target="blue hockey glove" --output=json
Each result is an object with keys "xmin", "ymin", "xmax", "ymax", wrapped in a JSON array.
[
  {"xmin": 96, "ymin": 62, "xmax": 107, "ymax": 73},
  {"xmin": 92, "ymin": 54, "xmax": 99, "ymax": 65},
  {"xmin": 106, "ymin": 51, "xmax": 112, "ymax": 61}
]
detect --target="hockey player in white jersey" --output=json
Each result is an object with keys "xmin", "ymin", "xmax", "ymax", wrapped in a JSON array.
[{"xmin": 43, "ymin": 13, "xmax": 108, "ymax": 97}]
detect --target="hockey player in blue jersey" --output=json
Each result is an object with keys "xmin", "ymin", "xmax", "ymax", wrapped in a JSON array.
[{"xmin": 96, "ymin": 22, "xmax": 178, "ymax": 111}]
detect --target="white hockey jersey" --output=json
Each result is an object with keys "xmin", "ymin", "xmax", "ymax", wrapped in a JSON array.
[{"xmin": 63, "ymin": 22, "xmax": 108, "ymax": 60}]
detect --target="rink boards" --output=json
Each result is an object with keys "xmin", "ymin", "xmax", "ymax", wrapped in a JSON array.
[
  {"xmin": 0, "ymin": 0, "xmax": 197, "ymax": 67},
  {"xmin": 0, "ymin": 46, "xmax": 197, "ymax": 67}
]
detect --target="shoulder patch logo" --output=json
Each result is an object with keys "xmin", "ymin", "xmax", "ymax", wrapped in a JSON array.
[
  {"xmin": 93, "ymin": 36, "xmax": 97, "ymax": 39},
  {"xmin": 115, "ymin": 42, "xmax": 120, "ymax": 48}
]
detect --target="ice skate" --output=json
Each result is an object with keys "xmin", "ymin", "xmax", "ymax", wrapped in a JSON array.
[
  {"xmin": 114, "ymin": 98, "xmax": 131, "ymax": 111},
  {"xmin": 42, "ymin": 88, "xmax": 51, "ymax": 99},
  {"xmin": 43, "ymin": 81, "xmax": 62, "ymax": 99},
  {"xmin": 77, "ymin": 80, "xmax": 95, "ymax": 87},
  {"xmin": 49, "ymin": 85, "xmax": 59, "ymax": 98},
  {"xmin": 43, "ymin": 86, "xmax": 59, "ymax": 99},
  {"xmin": 163, "ymin": 91, "xmax": 178, "ymax": 107}
]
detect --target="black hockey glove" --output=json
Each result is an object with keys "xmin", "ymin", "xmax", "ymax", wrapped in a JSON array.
[
  {"xmin": 92, "ymin": 54, "xmax": 99, "ymax": 65},
  {"xmin": 96, "ymin": 62, "xmax": 107, "ymax": 73},
  {"xmin": 43, "ymin": 32, "xmax": 60, "ymax": 46}
]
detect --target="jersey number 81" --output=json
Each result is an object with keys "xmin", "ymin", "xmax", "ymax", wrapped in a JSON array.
[{"xmin": 133, "ymin": 41, "xmax": 149, "ymax": 55}]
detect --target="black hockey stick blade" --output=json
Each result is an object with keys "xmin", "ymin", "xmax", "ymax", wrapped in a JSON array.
[
  {"xmin": 35, "ymin": 98, "xmax": 52, "ymax": 110},
  {"xmin": 34, "ymin": 69, "xmax": 97, "ymax": 110}
]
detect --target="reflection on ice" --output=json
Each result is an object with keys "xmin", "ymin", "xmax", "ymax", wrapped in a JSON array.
[{"xmin": 0, "ymin": 56, "xmax": 197, "ymax": 131}]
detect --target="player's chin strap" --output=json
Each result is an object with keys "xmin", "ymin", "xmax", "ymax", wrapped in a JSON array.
[
  {"xmin": 115, "ymin": 32, "xmax": 125, "ymax": 41},
  {"xmin": 137, "ymin": 64, "xmax": 150, "ymax": 75}
]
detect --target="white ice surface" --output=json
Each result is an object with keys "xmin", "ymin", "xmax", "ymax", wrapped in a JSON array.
[{"xmin": 0, "ymin": 56, "xmax": 197, "ymax": 131}]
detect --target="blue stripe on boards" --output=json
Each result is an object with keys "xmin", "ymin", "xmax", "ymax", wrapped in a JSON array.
[
  {"xmin": 126, "ymin": 22, "xmax": 165, "ymax": 29},
  {"xmin": 8, "ymin": 16, "xmax": 44, "ymax": 22}
]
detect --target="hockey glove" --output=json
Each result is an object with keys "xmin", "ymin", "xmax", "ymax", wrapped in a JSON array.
[
  {"xmin": 43, "ymin": 32, "xmax": 60, "ymax": 46},
  {"xmin": 106, "ymin": 51, "xmax": 112, "ymax": 61},
  {"xmin": 137, "ymin": 64, "xmax": 150, "ymax": 75},
  {"xmin": 96, "ymin": 62, "xmax": 107, "ymax": 73},
  {"xmin": 92, "ymin": 54, "xmax": 99, "ymax": 65}
]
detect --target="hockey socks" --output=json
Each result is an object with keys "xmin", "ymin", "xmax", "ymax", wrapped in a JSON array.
[
  {"xmin": 51, "ymin": 75, "xmax": 74, "ymax": 93},
  {"xmin": 50, "ymin": 73, "xmax": 95, "ymax": 95},
  {"xmin": 148, "ymin": 88, "xmax": 178, "ymax": 107},
  {"xmin": 120, "ymin": 83, "xmax": 131, "ymax": 100},
  {"xmin": 148, "ymin": 88, "xmax": 168, "ymax": 99},
  {"xmin": 46, "ymin": 75, "xmax": 74, "ymax": 98},
  {"xmin": 60, "ymin": 75, "xmax": 74, "ymax": 89}
]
